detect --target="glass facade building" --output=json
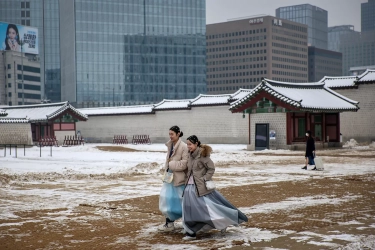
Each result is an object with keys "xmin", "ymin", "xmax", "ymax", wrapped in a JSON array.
[
  {"xmin": 0, "ymin": 0, "xmax": 61, "ymax": 103},
  {"xmin": 276, "ymin": 4, "xmax": 328, "ymax": 49},
  {"xmin": 60, "ymin": 0, "xmax": 206, "ymax": 108},
  {"xmin": 308, "ymin": 46, "xmax": 342, "ymax": 82},
  {"xmin": 362, "ymin": 0, "xmax": 375, "ymax": 32},
  {"xmin": 340, "ymin": 31, "xmax": 375, "ymax": 75},
  {"xmin": 328, "ymin": 25, "xmax": 358, "ymax": 52}
]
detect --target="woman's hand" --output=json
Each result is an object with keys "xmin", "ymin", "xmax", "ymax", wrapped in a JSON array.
[{"xmin": 8, "ymin": 40, "xmax": 19, "ymax": 51}]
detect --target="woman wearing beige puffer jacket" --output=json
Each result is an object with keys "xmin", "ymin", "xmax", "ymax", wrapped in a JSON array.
[{"xmin": 158, "ymin": 125, "xmax": 188, "ymax": 232}]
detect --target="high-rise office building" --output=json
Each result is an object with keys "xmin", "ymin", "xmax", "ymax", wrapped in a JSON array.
[
  {"xmin": 1, "ymin": 0, "xmax": 206, "ymax": 108},
  {"xmin": 308, "ymin": 46, "xmax": 342, "ymax": 82},
  {"xmin": 60, "ymin": 0, "xmax": 206, "ymax": 108},
  {"xmin": 362, "ymin": 0, "xmax": 375, "ymax": 32},
  {"xmin": 276, "ymin": 4, "xmax": 328, "ymax": 49},
  {"xmin": 340, "ymin": 31, "xmax": 375, "ymax": 75},
  {"xmin": 328, "ymin": 25, "xmax": 358, "ymax": 52},
  {"xmin": 0, "ymin": 0, "xmax": 61, "ymax": 103},
  {"xmin": 206, "ymin": 15, "xmax": 308, "ymax": 94}
]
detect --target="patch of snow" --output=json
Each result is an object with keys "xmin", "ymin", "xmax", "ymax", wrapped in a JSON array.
[
  {"xmin": 239, "ymin": 195, "xmax": 361, "ymax": 215},
  {"xmin": 338, "ymin": 235, "xmax": 375, "ymax": 250},
  {"xmin": 343, "ymin": 139, "xmax": 358, "ymax": 148}
]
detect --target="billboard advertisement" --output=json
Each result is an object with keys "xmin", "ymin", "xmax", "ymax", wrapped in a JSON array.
[{"xmin": 0, "ymin": 22, "xmax": 38, "ymax": 54}]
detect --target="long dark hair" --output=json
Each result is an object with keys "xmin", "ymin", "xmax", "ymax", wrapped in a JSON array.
[
  {"xmin": 169, "ymin": 125, "xmax": 183, "ymax": 137},
  {"xmin": 5, "ymin": 24, "xmax": 20, "ymax": 51},
  {"xmin": 187, "ymin": 135, "xmax": 201, "ymax": 147}
]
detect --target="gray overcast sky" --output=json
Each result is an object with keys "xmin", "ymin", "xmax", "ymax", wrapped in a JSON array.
[{"xmin": 206, "ymin": 0, "xmax": 367, "ymax": 31}]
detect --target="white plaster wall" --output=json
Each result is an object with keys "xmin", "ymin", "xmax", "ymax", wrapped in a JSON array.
[
  {"xmin": 335, "ymin": 84, "xmax": 375, "ymax": 143},
  {"xmin": 248, "ymin": 113, "xmax": 287, "ymax": 150},
  {"xmin": 76, "ymin": 106, "xmax": 249, "ymax": 144}
]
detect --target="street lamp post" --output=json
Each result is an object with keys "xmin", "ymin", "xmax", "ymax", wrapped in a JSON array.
[{"xmin": 20, "ymin": 39, "xmax": 25, "ymax": 105}]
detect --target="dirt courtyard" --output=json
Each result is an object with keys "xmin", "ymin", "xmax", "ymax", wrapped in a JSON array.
[{"xmin": 1, "ymin": 145, "xmax": 375, "ymax": 249}]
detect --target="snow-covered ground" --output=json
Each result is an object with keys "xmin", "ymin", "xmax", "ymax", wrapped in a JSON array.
[{"xmin": 1, "ymin": 143, "xmax": 374, "ymax": 249}]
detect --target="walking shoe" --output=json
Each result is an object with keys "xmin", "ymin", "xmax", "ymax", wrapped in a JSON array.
[
  {"xmin": 157, "ymin": 222, "xmax": 174, "ymax": 232},
  {"xmin": 311, "ymin": 167, "xmax": 317, "ymax": 170},
  {"xmin": 302, "ymin": 166, "xmax": 307, "ymax": 170},
  {"xmin": 182, "ymin": 233, "xmax": 196, "ymax": 240},
  {"xmin": 220, "ymin": 227, "xmax": 227, "ymax": 235}
]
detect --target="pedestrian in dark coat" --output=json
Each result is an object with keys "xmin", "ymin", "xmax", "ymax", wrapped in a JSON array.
[{"xmin": 302, "ymin": 130, "xmax": 316, "ymax": 170}]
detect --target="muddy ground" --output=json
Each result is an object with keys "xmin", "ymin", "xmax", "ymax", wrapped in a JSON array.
[{"xmin": 1, "ymin": 148, "xmax": 375, "ymax": 250}]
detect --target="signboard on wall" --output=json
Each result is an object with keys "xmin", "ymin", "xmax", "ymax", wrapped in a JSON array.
[
  {"xmin": 0, "ymin": 22, "xmax": 39, "ymax": 54},
  {"xmin": 249, "ymin": 18, "xmax": 264, "ymax": 25}
]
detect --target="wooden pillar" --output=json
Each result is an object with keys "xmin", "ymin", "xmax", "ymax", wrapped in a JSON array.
[
  {"xmin": 285, "ymin": 113, "xmax": 292, "ymax": 145},
  {"xmin": 292, "ymin": 112, "xmax": 295, "ymax": 142},
  {"xmin": 51, "ymin": 121, "xmax": 55, "ymax": 137}
]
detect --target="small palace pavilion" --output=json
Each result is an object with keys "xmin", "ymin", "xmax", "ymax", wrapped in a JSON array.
[
  {"xmin": 230, "ymin": 78, "xmax": 360, "ymax": 150},
  {"xmin": 0, "ymin": 102, "xmax": 88, "ymax": 145}
]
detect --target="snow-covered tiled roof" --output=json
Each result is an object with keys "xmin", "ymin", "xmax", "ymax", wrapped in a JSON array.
[
  {"xmin": 229, "ymin": 88, "xmax": 253, "ymax": 101},
  {"xmin": 357, "ymin": 69, "xmax": 375, "ymax": 82},
  {"xmin": 2, "ymin": 102, "xmax": 88, "ymax": 122},
  {"xmin": 319, "ymin": 76, "xmax": 357, "ymax": 88},
  {"xmin": 230, "ymin": 79, "xmax": 359, "ymax": 112},
  {"xmin": 79, "ymin": 105, "xmax": 154, "ymax": 116},
  {"xmin": 0, "ymin": 109, "xmax": 7, "ymax": 117},
  {"xmin": 0, "ymin": 118, "xmax": 29, "ymax": 123},
  {"xmin": 153, "ymin": 99, "xmax": 192, "ymax": 110},
  {"xmin": 190, "ymin": 94, "xmax": 231, "ymax": 106}
]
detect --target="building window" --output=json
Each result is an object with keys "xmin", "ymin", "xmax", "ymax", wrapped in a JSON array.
[
  {"xmin": 21, "ymin": 2, "xmax": 25, "ymax": 8},
  {"xmin": 8, "ymin": 92, "xmax": 12, "ymax": 97},
  {"xmin": 26, "ymin": 11, "xmax": 30, "ymax": 17},
  {"xmin": 21, "ymin": 11, "xmax": 25, "ymax": 17},
  {"xmin": 21, "ymin": 20, "xmax": 25, "ymax": 25},
  {"xmin": 8, "ymin": 74, "xmax": 11, "ymax": 78},
  {"xmin": 8, "ymin": 83, "xmax": 11, "ymax": 88},
  {"xmin": 8, "ymin": 102, "xmax": 12, "ymax": 106},
  {"xmin": 26, "ymin": 20, "xmax": 30, "ymax": 26},
  {"xmin": 26, "ymin": 2, "xmax": 30, "ymax": 8},
  {"xmin": 7, "ymin": 64, "xmax": 11, "ymax": 69}
]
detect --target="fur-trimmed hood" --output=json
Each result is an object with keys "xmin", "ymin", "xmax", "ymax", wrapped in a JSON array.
[{"xmin": 199, "ymin": 144, "xmax": 212, "ymax": 157}]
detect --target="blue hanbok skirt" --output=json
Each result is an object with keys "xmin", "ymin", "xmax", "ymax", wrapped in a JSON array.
[{"xmin": 159, "ymin": 182, "xmax": 185, "ymax": 221}]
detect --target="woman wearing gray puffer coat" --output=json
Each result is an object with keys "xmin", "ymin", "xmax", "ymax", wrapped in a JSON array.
[{"xmin": 181, "ymin": 135, "xmax": 248, "ymax": 240}]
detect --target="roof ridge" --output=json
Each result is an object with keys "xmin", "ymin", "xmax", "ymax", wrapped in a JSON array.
[
  {"xmin": 3, "ymin": 101, "xmax": 68, "ymax": 110},
  {"xmin": 323, "ymin": 86, "xmax": 359, "ymax": 105},
  {"xmin": 163, "ymin": 99, "xmax": 192, "ymax": 102},
  {"xmin": 357, "ymin": 69, "xmax": 375, "ymax": 81},
  {"xmin": 79, "ymin": 104, "xmax": 154, "ymax": 110},
  {"xmin": 264, "ymin": 78, "xmax": 324, "ymax": 88}
]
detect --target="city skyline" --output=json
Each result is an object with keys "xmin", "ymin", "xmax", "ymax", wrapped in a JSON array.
[{"xmin": 207, "ymin": 0, "xmax": 367, "ymax": 31}]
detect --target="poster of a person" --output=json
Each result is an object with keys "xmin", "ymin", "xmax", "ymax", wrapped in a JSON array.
[
  {"xmin": 270, "ymin": 130, "xmax": 276, "ymax": 139},
  {"xmin": 0, "ymin": 22, "xmax": 39, "ymax": 54},
  {"xmin": 3, "ymin": 24, "xmax": 21, "ymax": 52}
]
